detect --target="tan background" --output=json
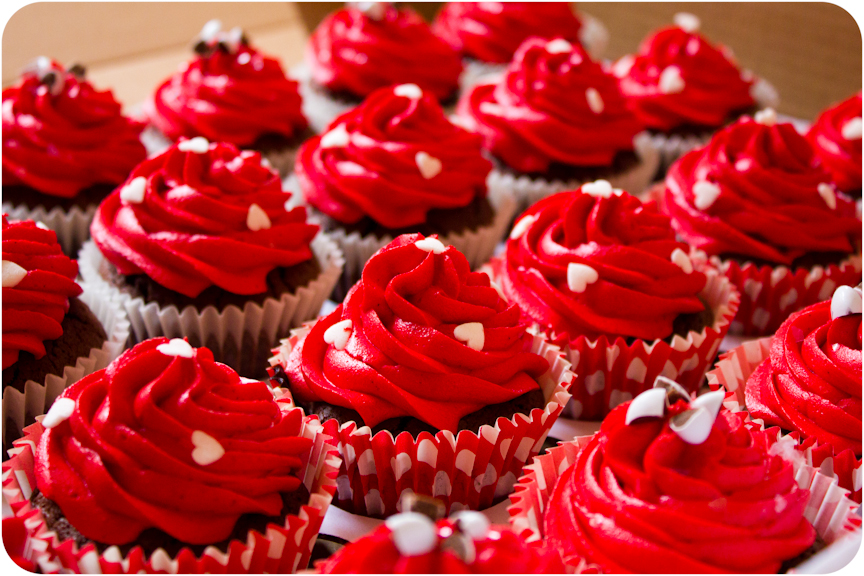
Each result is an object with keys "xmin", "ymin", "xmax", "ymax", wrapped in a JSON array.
[{"xmin": 2, "ymin": 2, "xmax": 862, "ymax": 120}]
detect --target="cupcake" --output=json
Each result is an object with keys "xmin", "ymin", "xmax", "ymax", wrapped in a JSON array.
[
  {"xmin": 294, "ymin": 83, "xmax": 515, "ymax": 297},
  {"xmin": 431, "ymin": 1, "xmax": 608, "ymax": 90},
  {"xmin": 660, "ymin": 109, "xmax": 862, "ymax": 336},
  {"xmin": 612, "ymin": 12, "xmax": 778, "ymax": 169},
  {"xmin": 2, "ymin": 216, "xmax": 128, "ymax": 450},
  {"xmin": 1, "ymin": 337, "xmax": 338, "ymax": 573},
  {"xmin": 299, "ymin": 2, "xmax": 463, "ymax": 132},
  {"xmin": 79, "ymin": 138, "xmax": 343, "ymax": 378},
  {"xmin": 2, "ymin": 58, "xmax": 147, "ymax": 255},
  {"xmin": 807, "ymin": 92, "xmax": 862, "ymax": 199},
  {"xmin": 456, "ymin": 37, "xmax": 659, "ymax": 211},
  {"xmin": 143, "ymin": 20, "xmax": 310, "ymax": 175},
  {"xmin": 508, "ymin": 381, "xmax": 859, "ymax": 572},
  {"xmin": 486, "ymin": 182, "xmax": 738, "ymax": 420},
  {"xmin": 269, "ymin": 233, "xmax": 573, "ymax": 517}
]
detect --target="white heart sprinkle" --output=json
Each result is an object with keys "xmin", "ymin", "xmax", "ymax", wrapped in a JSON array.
[
  {"xmin": 120, "ymin": 176, "xmax": 147, "ymax": 204},
  {"xmin": 659, "ymin": 66, "xmax": 685, "ymax": 94},
  {"xmin": 177, "ymin": 136, "xmax": 210, "ymax": 153},
  {"xmin": 42, "ymin": 398, "xmax": 76, "ymax": 429},
  {"xmin": 355, "ymin": 1, "xmax": 387, "ymax": 20},
  {"xmin": 611, "ymin": 55, "xmax": 635, "ymax": 78},
  {"xmin": 673, "ymin": 12, "xmax": 701, "ymax": 32},
  {"xmin": 690, "ymin": 390, "xmax": 725, "ymax": 420},
  {"xmin": 237, "ymin": 52, "xmax": 251, "ymax": 65},
  {"xmin": 35, "ymin": 56, "xmax": 52, "ymax": 74},
  {"xmin": 567, "ymin": 262, "xmax": 599, "ymax": 293},
  {"xmin": 817, "ymin": 183, "xmax": 837, "ymax": 210},
  {"xmin": 693, "ymin": 180, "xmax": 722, "ymax": 210},
  {"xmin": 2, "ymin": 260, "xmax": 28, "ymax": 288},
  {"xmin": 509, "ymin": 214, "xmax": 536, "ymax": 240},
  {"xmin": 625, "ymin": 388, "xmax": 667, "ymax": 425},
  {"xmin": 415, "ymin": 237, "xmax": 447, "ymax": 254},
  {"xmin": 670, "ymin": 407, "xmax": 715, "ymax": 445},
  {"xmin": 200, "ymin": 19, "xmax": 222, "ymax": 42},
  {"xmin": 394, "ymin": 83, "xmax": 423, "ymax": 99},
  {"xmin": 450, "ymin": 511, "xmax": 490, "ymax": 540},
  {"xmin": 320, "ymin": 124, "xmax": 350, "ymax": 149},
  {"xmin": 223, "ymin": 27, "xmax": 244, "ymax": 53},
  {"xmin": 830, "ymin": 285, "xmax": 862, "ymax": 320},
  {"xmin": 653, "ymin": 375, "xmax": 691, "ymax": 399},
  {"xmin": 586, "ymin": 87, "xmax": 604, "ymax": 114},
  {"xmin": 415, "ymin": 151, "xmax": 443, "ymax": 179},
  {"xmin": 454, "ymin": 322, "xmax": 485, "ymax": 351},
  {"xmin": 323, "ymin": 319, "xmax": 353, "ymax": 351},
  {"xmin": 581, "ymin": 179, "xmax": 617, "ymax": 198},
  {"xmin": 670, "ymin": 248, "xmax": 693, "ymax": 274},
  {"xmin": 191, "ymin": 430, "xmax": 225, "ymax": 466},
  {"xmin": 157, "ymin": 338, "xmax": 194, "ymax": 358},
  {"xmin": 545, "ymin": 39, "xmax": 573, "ymax": 54},
  {"xmin": 754, "ymin": 108, "xmax": 777, "ymax": 126},
  {"xmin": 35, "ymin": 221, "xmax": 49, "ymax": 230},
  {"xmin": 246, "ymin": 203, "xmax": 271, "ymax": 231},
  {"xmin": 841, "ymin": 117, "xmax": 863, "ymax": 140},
  {"xmin": 385, "ymin": 513, "xmax": 437, "ymax": 556}
]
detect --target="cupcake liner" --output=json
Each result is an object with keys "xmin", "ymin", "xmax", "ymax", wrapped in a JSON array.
[
  {"xmin": 644, "ymin": 129, "xmax": 714, "ymax": 173},
  {"xmin": 1, "ymin": 399, "xmax": 341, "ymax": 574},
  {"xmin": 76, "ymin": 233, "xmax": 344, "ymax": 379},
  {"xmin": 1, "ymin": 201, "xmax": 97, "ymax": 258},
  {"xmin": 706, "ymin": 338, "xmax": 863, "ymax": 503},
  {"xmin": 718, "ymin": 253, "xmax": 862, "ymax": 336},
  {"xmin": 507, "ymin": 427, "xmax": 862, "ymax": 573},
  {"xmin": 458, "ymin": 60, "xmax": 506, "ymax": 94},
  {"xmin": 271, "ymin": 326, "xmax": 573, "ymax": 518},
  {"xmin": 487, "ymin": 131, "xmax": 662, "ymax": 213},
  {"xmin": 579, "ymin": 12, "xmax": 609, "ymax": 61},
  {"xmin": 1, "ymin": 279, "xmax": 130, "ymax": 451},
  {"xmin": 291, "ymin": 63, "xmax": 357, "ymax": 135}
]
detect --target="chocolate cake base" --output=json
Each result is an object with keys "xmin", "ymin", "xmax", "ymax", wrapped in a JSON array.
[
  {"xmin": 494, "ymin": 149, "xmax": 642, "ymax": 183},
  {"xmin": 2, "ymin": 183, "xmax": 115, "ymax": 213}
]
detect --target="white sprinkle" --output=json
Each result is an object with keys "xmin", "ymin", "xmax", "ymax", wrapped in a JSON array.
[
  {"xmin": 611, "ymin": 55, "xmax": 635, "ymax": 78},
  {"xmin": 157, "ymin": 338, "xmax": 194, "ymax": 358},
  {"xmin": 669, "ymin": 407, "xmax": 715, "ymax": 445},
  {"xmin": 454, "ymin": 322, "xmax": 485, "ymax": 351},
  {"xmin": 246, "ymin": 203, "xmax": 271, "ymax": 231},
  {"xmin": 509, "ymin": 214, "xmax": 536, "ymax": 240},
  {"xmin": 177, "ymin": 136, "xmax": 210, "ymax": 153},
  {"xmin": 567, "ymin": 262, "xmax": 599, "ymax": 293},
  {"xmin": 693, "ymin": 180, "xmax": 722, "ymax": 211},
  {"xmin": 754, "ymin": 108, "xmax": 777, "ymax": 126},
  {"xmin": 354, "ymin": 1, "xmax": 387, "ymax": 20},
  {"xmin": 690, "ymin": 390, "xmax": 725, "ymax": 420},
  {"xmin": 320, "ymin": 124, "xmax": 350, "ymax": 149},
  {"xmin": 415, "ymin": 237, "xmax": 447, "ymax": 254},
  {"xmin": 582, "ymin": 179, "xmax": 618, "ymax": 198},
  {"xmin": 670, "ymin": 248, "xmax": 693, "ymax": 274},
  {"xmin": 119, "ymin": 176, "xmax": 147, "ymax": 204},
  {"xmin": 833, "ymin": 343, "xmax": 841, "ymax": 352},
  {"xmin": 586, "ymin": 88, "xmax": 604, "ymax": 114},
  {"xmin": 35, "ymin": 221, "xmax": 49, "ymax": 230},
  {"xmin": 830, "ymin": 285, "xmax": 862, "ymax": 320},
  {"xmin": 674, "ymin": 12, "xmax": 701, "ymax": 33},
  {"xmin": 284, "ymin": 199, "xmax": 294, "ymax": 212},
  {"xmin": 545, "ymin": 39, "xmax": 573, "ymax": 54},
  {"xmin": 35, "ymin": 56, "xmax": 52, "ymax": 74},
  {"xmin": 841, "ymin": 117, "xmax": 863, "ymax": 140},
  {"xmin": 42, "ymin": 398, "xmax": 76, "ymax": 429},
  {"xmin": 323, "ymin": 319, "xmax": 353, "ymax": 351},
  {"xmin": 200, "ymin": 19, "xmax": 222, "ymax": 42},
  {"xmin": 385, "ymin": 513, "xmax": 437, "ymax": 556},
  {"xmin": 237, "ymin": 52, "xmax": 251, "ymax": 65},
  {"xmin": 224, "ymin": 27, "xmax": 244, "ymax": 53},
  {"xmin": 415, "ymin": 151, "xmax": 443, "ymax": 179},
  {"xmin": 658, "ymin": 66, "xmax": 685, "ymax": 94},
  {"xmin": 394, "ymin": 83, "xmax": 423, "ymax": 99},
  {"xmin": 817, "ymin": 183, "xmax": 837, "ymax": 210},
  {"xmin": 450, "ymin": 511, "xmax": 490, "ymax": 540},
  {"xmin": 625, "ymin": 388, "xmax": 667, "ymax": 425},
  {"xmin": 191, "ymin": 430, "xmax": 225, "ymax": 466},
  {"xmin": 2, "ymin": 260, "xmax": 28, "ymax": 288}
]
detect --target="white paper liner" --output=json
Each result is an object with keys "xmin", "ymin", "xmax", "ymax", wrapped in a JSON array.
[
  {"xmin": 76, "ymin": 233, "xmax": 344, "ymax": 378},
  {"xmin": 2, "ymin": 279, "xmax": 130, "ymax": 450},
  {"xmin": 487, "ymin": 131, "xmax": 662, "ymax": 213},
  {"xmin": 270, "ymin": 326, "xmax": 573, "ymax": 518},
  {"xmin": 458, "ymin": 60, "xmax": 506, "ymax": 94},
  {"xmin": 1, "ymin": 400, "xmax": 341, "ymax": 574},
  {"xmin": 2, "ymin": 201, "xmax": 98, "ymax": 257},
  {"xmin": 291, "ymin": 63, "xmax": 357, "ymax": 135}
]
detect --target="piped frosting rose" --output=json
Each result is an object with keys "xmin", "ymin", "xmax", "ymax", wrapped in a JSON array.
[
  {"xmin": 456, "ymin": 37, "xmax": 643, "ymax": 173},
  {"xmin": 495, "ymin": 182, "xmax": 707, "ymax": 342},
  {"xmin": 148, "ymin": 21, "xmax": 307, "ymax": 146},
  {"xmin": 295, "ymin": 84, "xmax": 492, "ymax": 228},
  {"xmin": 545, "ymin": 382, "xmax": 816, "ymax": 573},
  {"xmin": 90, "ymin": 138, "xmax": 318, "ymax": 298},
  {"xmin": 2, "ymin": 58, "xmax": 146, "ymax": 198},
  {"xmin": 662, "ymin": 112, "xmax": 861, "ymax": 265},
  {"xmin": 306, "ymin": 4, "xmax": 462, "ymax": 100},
  {"xmin": 35, "ymin": 337, "xmax": 313, "ymax": 545},
  {"xmin": 613, "ymin": 14, "xmax": 756, "ymax": 131},
  {"xmin": 432, "ymin": 2, "xmax": 584, "ymax": 64},
  {"xmin": 2, "ymin": 216, "xmax": 82, "ymax": 369},
  {"xmin": 280, "ymin": 233, "xmax": 549, "ymax": 432},
  {"xmin": 807, "ymin": 92, "xmax": 863, "ymax": 195}
]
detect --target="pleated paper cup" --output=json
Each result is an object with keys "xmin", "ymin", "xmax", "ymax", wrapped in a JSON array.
[
  {"xmin": 706, "ymin": 338, "xmax": 863, "ymax": 503},
  {"xmin": 76, "ymin": 233, "xmax": 344, "ymax": 379},
  {"xmin": 507, "ymin": 426, "xmax": 862, "ymax": 573},
  {"xmin": 1, "ymin": 280, "xmax": 130, "ymax": 450},
  {"xmin": 290, "ymin": 63, "xmax": 356, "ymax": 135},
  {"xmin": 269, "ymin": 326, "xmax": 573, "ymax": 519},
  {"xmin": 1, "ymin": 201, "xmax": 97, "ymax": 258},
  {"xmin": 1, "ymin": 399, "xmax": 341, "ymax": 574}
]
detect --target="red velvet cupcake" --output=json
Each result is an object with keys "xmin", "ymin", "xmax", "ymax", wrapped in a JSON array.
[
  {"xmin": 2, "ymin": 58, "xmax": 146, "ymax": 255},
  {"xmin": 808, "ymin": 92, "xmax": 862, "ymax": 199}
]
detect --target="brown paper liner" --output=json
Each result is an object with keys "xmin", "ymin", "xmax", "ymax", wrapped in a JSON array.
[
  {"xmin": 1, "ymin": 397, "xmax": 340, "ymax": 574},
  {"xmin": 269, "ymin": 326, "xmax": 574, "ymax": 518}
]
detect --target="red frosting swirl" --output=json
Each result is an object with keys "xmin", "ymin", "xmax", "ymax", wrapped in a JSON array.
[
  {"xmin": 306, "ymin": 5, "xmax": 462, "ymax": 100},
  {"xmin": 149, "ymin": 43, "xmax": 307, "ymax": 146},
  {"xmin": 432, "ymin": 2, "xmax": 584, "ymax": 64},
  {"xmin": 456, "ymin": 37, "xmax": 643, "ymax": 173},
  {"xmin": 2, "ymin": 216, "xmax": 82, "ymax": 370},
  {"xmin": 615, "ymin": 23, "xmax": 755, "ymax": 131},
  {"xmin": 496, "ymin": 186, "xmax": 707, "ymax": 342},
  {"xmin": 281, "ymin": 233, "xmax": 549, "ymax": 432},
  {"xmin": 663, "ymin": 116, "xmax": 861, "ymax": 265},
  {"xmin": 295, "ymin": 84, "xmax": 492, "ymax": 228},
  {"xmin": 746, "ymin": 300, "xmax": 861, "ymax": 457},
  {"xmin": 35, "ymin": 337, "xmax": 313, "ymax": 545},
  {"xmin": 2, "ymin": 60, "xmax": 146, "ymax": 198},
  {"xmin": 807, "ymin": 93, "xmax": 863, "ymax": 194},
  {"xmin": 91, "ymin": 140, "xmax": 318, "ymax": 298},
  {"xmin": 545, "ymin": 401, "xmax": 816, "ymax": 573}
]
